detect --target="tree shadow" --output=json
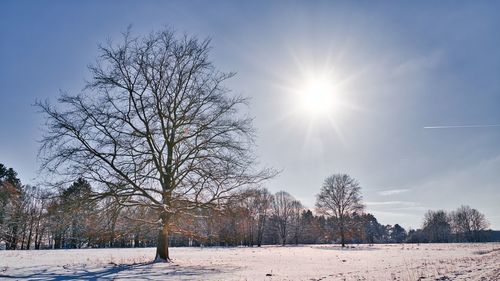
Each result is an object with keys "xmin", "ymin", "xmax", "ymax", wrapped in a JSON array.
[{"xmin": 0, "ymin": 262, "xmax": 235, "ymax": 280}]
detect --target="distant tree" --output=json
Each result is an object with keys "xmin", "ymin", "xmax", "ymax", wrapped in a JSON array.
[
  {"xmin": 0, "ymin": 165, "xmax": 50, "ymax": 250},
  {"xmin": 390, "ymin": 224, "xmax": 407, "ymax": 243},
  {"xmin": 343, "ymin": 212, "xmax": 366, "ymax": 243},
  {"xmin": 0, "ymin": 164, "xmax": 21, "ymax": 187},
  {"xmin": 0, "ymin": 164, "xmax": 23, "ymax": 249},
  {"xmin": 469, "ymin": 208, "xmax": 489, "ymax": 242},
  {"xmin": 60, "ymin": 178, "xmax": 95, "ymax": 248},
  {"xmin": 362, "ymin": 213, "xmax": 385, "ymax": 244},
  {"xmin": 315, "ymin": 174, "xmax": 364, "ymax": 247},
  {"xmin": 237, "ymin": 190, "xmax": 256, "ymax": 246},
  {"xmin": 37, "ymin": 28, "xmax": 273, "ymax": 261},
  {"xmin": 290, "ymin": 200, "xmax": 303, "ymax": 245},
  {"xmin": 272, "ymin": 191, "xmax": 295, "ymax": 246},
  {"xmin": 29, "ymin": 187, "xmax": 49, "ymax": 250},
  {"xmin": 250, "ymin": 188, "xmax": 273, "ymax": 247},
  {"xmin": 451, "ymin": 205, "xmax": 474, "ymax": 242},
  {"xmin": 0, "ymin": 164, "xmax": 21, "ymax": 227},
  {"xmin": 422, "ymin": 210, "xmax": 451, "ymax": 243},
  {"xmin": 216, "ymin": 200, "xmax": 248, "ymax": 246},
  {"xmin": 17, "ymin": 185, "xmax": 42, "ymax": 250},
  {"xmin": 406, "ymin": 228, "xmax": 426, "ymax": 243},
  {"xmin": 451, "ymin": 206, "xmax": 488, "ymax": 242},
  {"xmin": 300, "ymin": 210, "xmax": 319, "ymax": 244}
]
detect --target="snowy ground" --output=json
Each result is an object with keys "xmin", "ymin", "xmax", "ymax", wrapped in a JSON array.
[{"xmin": 1, "ymin": 243, "xmax": 499, "ymax": 280}]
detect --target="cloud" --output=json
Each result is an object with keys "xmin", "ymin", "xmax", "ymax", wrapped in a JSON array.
[
  {"xmin": 392, "ymin": 50, "xmax": 443, "ymax": 76},
  {"xmin": 369, "ymin": 210, "xmax": 422, "ymax": 218},
  {"xmin": 366, "ymin": 201, "xmax": 427, "ymax": 217},
  {"xmin": 377, "ymin": 188, "xmax": 410, "ymax": 196},
  {"xmin": 366, "ymin": 201, "xmax": 419, "ymax": 207}
]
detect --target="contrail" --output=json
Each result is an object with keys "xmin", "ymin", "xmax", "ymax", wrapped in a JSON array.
[{"xmin": 424, "ymin": 124, "xmax": 500, "ymax": 129}]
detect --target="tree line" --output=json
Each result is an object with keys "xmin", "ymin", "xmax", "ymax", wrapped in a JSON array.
[{"xmin": 1, "ymin": 163, "xmax": 493, "ymax": 251}]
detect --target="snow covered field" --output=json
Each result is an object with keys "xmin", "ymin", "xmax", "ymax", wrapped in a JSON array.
[{"xmin": 1, "ymin": 243, "xmax": 499, "ymax": 280}]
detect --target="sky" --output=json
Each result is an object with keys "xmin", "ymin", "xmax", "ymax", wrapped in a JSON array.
[{"xmin": 1, "ymin": 1, "xmax": 500, "ymax": 230}]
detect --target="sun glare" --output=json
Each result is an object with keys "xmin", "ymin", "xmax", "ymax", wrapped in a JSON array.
[{"xmin": 298, "ymin": 77, "xmax": 337, "ymax": 117}]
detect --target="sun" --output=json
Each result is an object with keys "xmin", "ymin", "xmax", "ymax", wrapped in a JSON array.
[
  {"xmin": 277, "ymin": 59, "xmax": 359, "ymax": 143},
  {"xmin": 297, "ymin": 76, "xmax": 337, "ymax": 117}
]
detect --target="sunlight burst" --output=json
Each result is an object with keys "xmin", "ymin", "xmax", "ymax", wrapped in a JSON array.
[{"xmin": 298, "ymin": 77, "xmax": 337, "ymax": 117}]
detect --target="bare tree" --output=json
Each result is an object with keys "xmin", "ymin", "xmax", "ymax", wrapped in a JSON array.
[
  {"xmin": 315, "ymin": 174, "xmax": 364, "ymax": 247},
  {"xmin": 422, "ymin": 210, "xmax": 451, "ymax": 243},
  {"xmin": 290, "ymin": 200, "xmax": 303, "ymax": 245},
  {"xmin": 469, "ymin": 208, "xmax": 489, "ymax": 242},
  {"xmin": 272, "ymin": 191, "xmax": 295, "ymax": 246},
  {"xmin": 37, "ymin": 28, "xmax": 273, "ymax": 261},
  {"xmin": 253, "ymin": 188, "xmax": 273, "ymax": 247},
  {"xmin": 237, "ymin": 189, "xmax": 257, "ymax": 246},
  {"xmin": 451, "ymin": 205, "xmax": 475, "ymax": 242},
  {"xmin": 237, "ymin": 188, "xmax": 274, "ymax": 247},
  {"xmin": 452, "ymin": 205, "xmax": 489, "ymax": 242}
]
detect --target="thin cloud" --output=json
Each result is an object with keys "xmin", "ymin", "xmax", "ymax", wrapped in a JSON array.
[
  {"xmin": 366, "ymin": 201, "xmax": 419, "ymax": 207},
  {"xmin": 377, "ymin": 189, "xmax": 410, "ymax": 196},
  {"xmin": 390, "ymin": 206, "xmax": 428, "ymax": 211},
  {"xmin": 424, "ymin": 124, "xmax": 500, "ymax": 129}
]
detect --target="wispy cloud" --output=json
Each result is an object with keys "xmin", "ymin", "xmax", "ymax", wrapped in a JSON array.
[
  {"xmin": 393, "ymin": 50, "xmax": 443, "ymax": 76},
  {"xmin": 424, "ymin": 124, "xmax": 500, "ymax": 129},
  {"xmin": 366, "ymin": 201, "xmax": 419, "ymax": 207},
  {"xmin": 366, "ymin": 201, "xmax": 426, "ymax": 214},
  {"xmin": 377, "ymin": 189, "xmax": 410, "ymax": 196},
  {"xmin": 369, "ymin": 210, "xmax": 422, "ymax": 218},
  {"xmin": 389, "ymin": 206, "xmax": 428, "ymax": 211}
]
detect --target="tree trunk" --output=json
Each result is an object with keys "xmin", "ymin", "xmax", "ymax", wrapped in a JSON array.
[
  {"xmin": 134, "ymin": 233, "xmax": 140, "ymax": 248},
  {"xmin": 155, "ymin": 223, "xmax": 170, "ymax": 262},
  {"xmin": 28, "ymin": 214, "xmax": 36, "ymax": 249},
  {"xmin": 54, "ymin": 234, "xmax": 62, "ymax": 249},
  {"xmin": 10, "ymin": 224, "xmax": 18, "ymax": 250},
  {"xmin": 257, "ymin": 217, "xmax": 265, "ymax": 247},
  {"xmin": 27, "ymin": 224, "xmax": 33, "ymax": 250},
  {"xmin": 280, "ymin": 224, "xmax": 286, "ymax": 246},
  {"xmin": 35, "ymin": 227, "xmax": 43, "ymax": 250},
  {"xmin": 34, "ymin": 222, "xmax": 40, "ymax": 250},
  {"xmin": 339, "ymin": 217, "xmax": 346, "ymax": 247},
  {"xmin": 257, "ymin": 230, "xmax": 262, "ymax": 247},
  {"xmin": 340, "ymin": 221, "xmax": 346, "ymax": 247},
  {"xmin": 20, "ymin": 226, "xmax": 27, "ymax": 250}
]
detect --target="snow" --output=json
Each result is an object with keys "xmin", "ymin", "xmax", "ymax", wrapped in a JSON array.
[{"xmin": 1, "ymin": 243, "xmax": 499, "ymax": 280}]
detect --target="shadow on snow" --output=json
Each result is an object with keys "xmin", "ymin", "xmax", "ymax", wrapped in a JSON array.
[{"xmin": 0, "ymin": 262, "xmax": 233, "ymax": 280}]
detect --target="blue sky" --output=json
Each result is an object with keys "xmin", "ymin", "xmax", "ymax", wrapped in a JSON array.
[{"xmin": 1, "ymin": 1, "xmax": 500, "ymax": 229}]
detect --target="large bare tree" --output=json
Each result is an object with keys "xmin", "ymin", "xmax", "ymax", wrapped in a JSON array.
[
  {"xmin": 37, "ymin": 28, "xmax": 273, "ymax": 261},
  {"xmin": 315, "ymin": 174, "xmax": 364, "ymax": 247}
]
